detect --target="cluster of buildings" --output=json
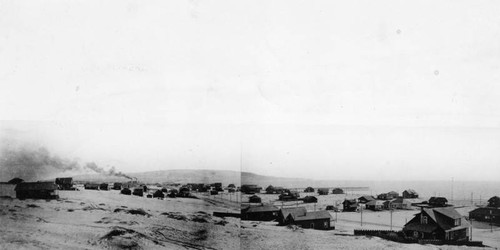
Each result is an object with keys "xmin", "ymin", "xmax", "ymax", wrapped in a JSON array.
[{"xmin": 242, "ymin": 205, "xmax": 333, "ymax": 230}]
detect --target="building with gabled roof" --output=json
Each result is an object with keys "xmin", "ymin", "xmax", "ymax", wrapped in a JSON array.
[
  {"xmin": 286, "ymin": 210, "xmax": 333, "ymax": 230},
  {"xmin": 403, "ymin": 207, "xmax": 470, "ymax": 241},
  {"xmin": 342, "ymin": 199, "xmax": 358, "ymax": 212},
  {"xmin": 469, "ymin": 207, "xmax": 500, "ymax": 224},
  {"xmin": 403, "ymin": 189, "xmax": 419, "ymax": 198},
  {"xmin": 358, "ymin": 195, "xmax": 375, "ymax": 204},
  {"xmin": 278, "ymin": 207, "xmax": 307, "ymax": 225},
  {"xmin": 242, "ymin": 205, "xmax": 280, "ymax": 221}
]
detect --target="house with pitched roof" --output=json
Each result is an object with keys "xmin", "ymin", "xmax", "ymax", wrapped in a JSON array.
[
  {"xmin": 403, "ymin": 207, "xmax": 470, "ymax": 241},
  {"xmin": 286, "ymin": 210, "xmax": 333, "ymax": 230},
  {"xmin": 358, "ymin": 195, "xmax": 375, "ymax": 204},
  {"xmin": 241, "ymin": 205, "xmax": 280, "ymax": 221},
  {"xmin": 403, "ymin": 189, "xmax": 419, "ymax": 198},
  {"xmin": 278, "ymin": 207, "xmax": 307, "ymax": 225}
]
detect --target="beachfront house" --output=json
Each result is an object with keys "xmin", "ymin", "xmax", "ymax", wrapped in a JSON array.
[
  {"xmin": 15, "ymin": 182, "xmax": 59, "ymax": 200},
  {"xmin": 378, "ymin": 191, "xmax": 399, "ymax": 200},
  {"xmin": 241, "ymin": 205, "xmax": 280, "ymax": 221},
  {"xmin": 358, "ymin": 195, "xmax": 375, "ymax": 204},
  {"xmin": 278, "ymin": 207, "xmax": 307, "ymax": 225},
  {"xmin": 487, "ymin": 196, "xmax": 500, "ymax": 208},
  {"xmin": 55, "ymin": 177, "xmax": 74, "ymax": 190},
  {"xmin": 302, "ymin": 196, "xmax": 318, "ymax": 203},
  {"xmin": 428, "ymin": 197, "xmax": 448, "ymax": 207},
  {"xmin": 469, "ymin": 207, "xmax": 500, "ymax": 224},
  {"xmin": 342, "ymin": 199, "xmax": 358, "ymax": 212},
  {"xmin": 403, "ymin": 207, "xmax": 470, "ymax": 241},
  {"xmin": 332, "ymin": 188, "xmax": 344, "ymax": 194},
  {"xmin": 389, "ymin": 197, "xmax": 413, "ymax": 210},
  {"xmin": 403, "ymin": 189, "xmax": 419, "ymax": 198},
  {"xmin": 286, "ymin": 210, "xmax": 333, "ymax": 230},
  {"xmin": 99, "ymin": 183, "xmax": 109, "ymax": 190},
  {"xmin": 84, "ymin": 183, "xmax": 99, "ymax": 190},
  {"xmin": 241, "ymin": 184, "xmax": 262, "ymax": 194},
  {"xmin": 366, "ymin": 200, "xmax": 386, "ymax": 211},
  {"xmin": 317, "ymin": 188, "xmax": 329, "ymax": 195},
  {"xmin": 248, "ymin": 195, "xmax": 262, "ymax": 203}
]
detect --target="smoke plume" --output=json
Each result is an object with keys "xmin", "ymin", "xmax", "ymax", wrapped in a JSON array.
[
  {"xmin": 84, "ymin": 162, "xmax": 132, "ymax": 180},
  {"xmin": 0, "ymin": 146, "xmax": 80, "ymax": 181},
  {"xmin": 0, "ymin": 144, "xmax": 132, "ymax": 181}
]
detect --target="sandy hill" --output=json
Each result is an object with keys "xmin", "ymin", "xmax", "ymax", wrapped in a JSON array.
[{"xmin": 73, "ymin": 169, "xmax": 241, "ymax": 186}]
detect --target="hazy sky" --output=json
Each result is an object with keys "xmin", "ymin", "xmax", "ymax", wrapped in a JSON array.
[{"xmin": 1, "ymin": 0, "xmax": 500, "ymax": 181}]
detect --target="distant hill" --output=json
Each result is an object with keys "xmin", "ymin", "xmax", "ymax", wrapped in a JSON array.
[
  {"xmin": 241, "ymin": 172, "xmax": 316, "ymax": 188},
  {"xmin": 73, "ymin": 169, "xmax": 241, "ymax": 186}
]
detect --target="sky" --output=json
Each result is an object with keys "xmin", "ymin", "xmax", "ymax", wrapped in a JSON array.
[{"xmin": 1, "ymin": 0, "xmax": 500, "ymax": 181}]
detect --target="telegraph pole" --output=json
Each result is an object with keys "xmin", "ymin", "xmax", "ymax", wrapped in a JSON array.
[
  {"xmin": 360, "ymin": 206, "xmax": 363, "ymax": 227},
  {"xmin": 390, "ymin": 209, "xmax": 393, "ymax": 231}
]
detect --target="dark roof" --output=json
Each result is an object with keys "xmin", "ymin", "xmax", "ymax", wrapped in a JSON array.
[
  {"xmin": 7, "ymin": 178, "xmax": 24, "ymax": 184},
  {"xmin": 15, "ymin": 182, "xmax": 58, "ymax": 191},
  {"xmin": 55, "ymin": 177, "xmax": 73, "ymax": 184},
  {"xmin": 245, "ymin": 205, "xmax": 280, "ymax": 213},
  {"xmin": 366, "ymin": 200, "xmax": 385, "ymax": 206},
  {"xmin": 359, "ymin": 195, "xmax": 375, "ymax": 201},
  {"xmin": 280, "ymin": 207, "xmax": 307, "ymax": 218},
  {"xmin": 470, "ymin": 207, "xmax": 500, "ymax": 216},
  {"xmin": 291, "ymin": 210, "xmax": 332, "ymax": 221},
  {"xmin": 404, "ymin": 189, "xmax": 418, "ymax": 195},
  {"xmin": 343, "ymin": 199, "xmax": 357, "ymax": 204},
  {"xmin": 424, "ymin": 207, "xmax": 469, "ymax": 231},
  {"xmin": 429, "ymin": 197, "xmax": 448, "ymax": 203}
]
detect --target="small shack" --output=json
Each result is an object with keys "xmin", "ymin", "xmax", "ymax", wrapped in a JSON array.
[
  {"xmin": 241, "ymin": 205, "xmax": 280, "ymax": 221},
  {"xmin": 99, "ymin": 183, "xmax": 109, "ymax": 191},
  {"xmin": 113, "ymin": 183, "xmax": 122, "ymax": 190},
  {"xmin": 403, "ymin": 189, "xmax": 419, "ymax": 198},
  {"xmin": 389, "ymin": 197, "xmax": 413, "ymax": 210},
  {"xmin": 302, "ymin": 196, "xmax": 318, "ymax": 203},
  {"xmin": 286, "ymin": 210, "xmax": 333, "ymax": 230},
  {"xmin": 153, "ymin": 190, "xmax": 165, "ymax": 198},
  {"xmin": 241, "ymin": 184, "xmax": 262, "ymax": 194},
  {"xmin": 133, "ymin": 188, "xmax": 144, "ymax": 196},
  {"xmin": 15, "ymin": 182, "xmax": 59, "ymax": 199},
  {"xmin": 84, "ymin": 183, "xmax": 99, "ymax": 190},
  {"xmin": 248, "ymin": 195, "xmax": 261, "ymax": 203},
  {"xmin": 55, "ymin": 177, "xmax": 74, "ymax": 190},
  {"xmin": 429, "ymin": 197, "xmax": 448, "ymax": 207},
  {"xmin": 342, "ymin": 199, "xmax": 358, "ymax": 212},
  {"xmin": 332, "ymin": 188, "xmax": 344, "ymax": 194},
  {"xmin": 304, "ymin": 187, "xmax": 315, "ymax": 193},
  {"xmin": 317, "ymin": 188, "xmax": 329, "ymax": 195},
  {"xmin": 120, "ymin": 188, "xmax": 132, "ymax": 195}
]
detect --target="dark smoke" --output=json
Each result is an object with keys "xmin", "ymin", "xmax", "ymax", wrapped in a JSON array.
[
  {"xmin": 0, "ymin": 146, "xmax": 80, "ymax": 181},
  {"xmin": 0, "ymin": 144, "xmax": 132, "ymax": 181},
  {"xmin": 84, "ymin": 162, "xmax": 132, "ymax": 180}
]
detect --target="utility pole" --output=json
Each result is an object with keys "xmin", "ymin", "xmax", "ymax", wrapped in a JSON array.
[
  {"xmin": 390, "ymin": 209, "xmax": 393, "ymax": 231},
  {"xmin": 360, "ymin": 206, "xmax": 363, "ymax": 227},
  {"xmin": 451, "ymin": 177, "xmax": 454, "ymax": 203}
]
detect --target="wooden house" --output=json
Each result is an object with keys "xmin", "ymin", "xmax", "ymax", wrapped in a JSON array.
[
  {"xmin": 403, "ymin": 207, "xmax": 470, "ymax": 241},
  {"xmin": 469, "ymin": 207, "xmax": 500, "ymax": 224},
  {"xmin": 241, "ymin": 205, "xmax": 280, "ymax": 221},
  {"xmin": 15, "ymin": 182, "xmax": 59, "ymax": 199},
  {"xmin": 332, "ymin": 188, "xmax": 344, "ymax": 194},
  {"xmin": 403, "ymin": 189, "xmax": 419, "ymax": 198},
  {"xmin": 55, "ymin": 177, "xmax": 74, "ymax": 190},
  {"xmin": 304, "ymin": 187, "xmax": 315, "ymax": 193},
  {"xmin": 120, "ymin": 188, "xmax": 132, "ymax": 195},
  {"xmin": 302, "ymin": 196, "xmax": 318, "ymax": 203},
  {"xmin": 428, "ymin": 197, "xmax": 448, "ymax": 207},
  {"xmin": 278, "ymin": 207, "xmax": 307, "ymax": 225},
  {"xmin": 153, "ymin": 190, "xmax": 165, "ymax": 198},
  {"xmin": 366, "ymin": 200, "xmax": 386, "ymax": 211},
  {"xmin": 133, "ymin": 188, "xmax": 144, "ymax": 196},
  {"xmin": 389, "ymin": 197, "xmax": 413, "ymax": 210},
  {"xmin": 286, "ymin": 210, "xmax": 333, "ymax": 230},
  {"xmin": 241, "ymin": 185, "xmax": 262, "ymax": 194},
  {"xmin": 317, "ymin": 188, "xmax": 329, "ymax": 195},
  {"xmin": 248, "ymin": 195, "xmax": 262, "ymax": 203},
  {"xmin": 342, "ymin": 199, "xmax": 358, "ymax": 212},
  {"xmin": 279, "ymin": 190, "xmax": 299, "ymax": 201},
  {"xmin": 84, "ymin": 183, "xmax": 99, "ymax": 190},
  {"xmin": 112, "ymin": 182, "xmax": 122, "ymax": 190},
  {"xmin": 487, "ymin": 196, "xmax": 500, "ymax": 208},
  {"xmin": 358, "ymin": 195, "xmax": 375, "ymax": 204},
  {"xmin": 99, "ymin": 183, "xmax": 109, "ymax": 190}
]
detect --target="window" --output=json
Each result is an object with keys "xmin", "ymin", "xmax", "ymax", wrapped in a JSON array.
[
  {"xmin": 422, "ymin": 216, "xmax": 428, "ymax": 224},
  {"xmin": 310, "ymin": 223, "xmax": 315, "ymax": 228},
  {"xmin": 454, "ymin": 218, "xmax": 461, "ymax": 226},
  {"xmin": 324, "ymin": 221, "xmax": 328, "ymax": 228}
]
